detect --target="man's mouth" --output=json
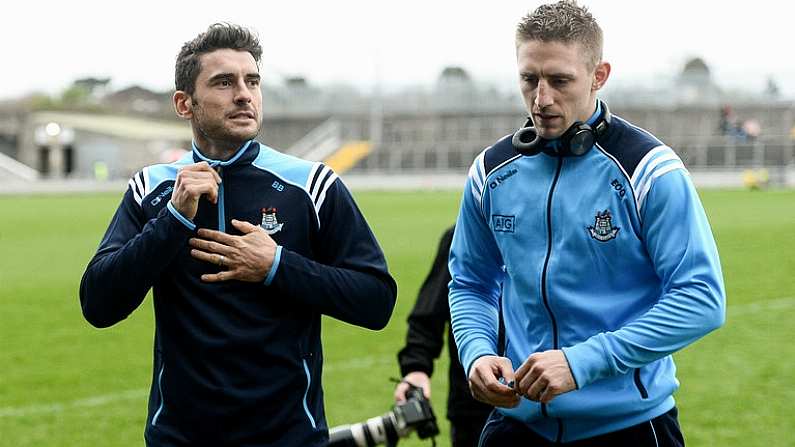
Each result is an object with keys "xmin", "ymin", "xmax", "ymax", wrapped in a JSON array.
[
  {"xmin": 534, "ymin": 113, "xmax": 560, "ymax": 122},
  {"xmin": 229, "ymin": 111, "xmax": 255, "ymax": 120}
]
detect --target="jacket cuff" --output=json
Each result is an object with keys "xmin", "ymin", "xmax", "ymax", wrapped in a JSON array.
[
  {"xmin": 166, "ymin": 202, "xmax": 196, "ymax": 231},
  {"xmin": 263, "ymin": 245, "xmax": 283, "ymax": 286},
  {"xmin": 399, "ymin": 359, "xmax": 434, "ymax": 378},
  {"xmin": 562, "ymin": 335, "xmax": 611, "ymax": 389}
]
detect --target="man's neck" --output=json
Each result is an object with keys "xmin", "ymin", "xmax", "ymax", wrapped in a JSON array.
[{"xmin": 193, "ymin": 135, "xmax": 242, "ymax": 161}]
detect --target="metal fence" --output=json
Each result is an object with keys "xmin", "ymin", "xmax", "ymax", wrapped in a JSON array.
[{"xmin": 329, "ymin": 113, "xmax": 795, "ymax": 177}]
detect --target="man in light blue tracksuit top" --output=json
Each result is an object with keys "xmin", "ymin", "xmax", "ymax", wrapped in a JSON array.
[{"xmin": 448, "ymin": 2, "xmax": 726, "ymax": 445}]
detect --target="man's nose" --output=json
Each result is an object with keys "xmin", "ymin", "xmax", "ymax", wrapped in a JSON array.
[
  {"xmin": 534, "ymin": 81, "xmax": 553, "ymax": 109},
  {"xmin": 234, "ymin": 80, "xmax": 252, "ymax": 104}
]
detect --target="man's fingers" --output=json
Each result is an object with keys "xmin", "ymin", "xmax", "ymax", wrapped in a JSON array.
[
  {"xmin": 177, "ymin": 178, "xmax": 218, "ymax": 205},
  {"xmin": 185, "ymin": 179, "xmax": 219, "ymax": 204},
  {"xmin": 538, "ymin": 386, "xmax": 556, "ymax": 404},
  {"xmin": 197, "ymin": 228, "xmax": 237, "ymax": 245},
  {"xmin": 482, "ymin": 367, "xmax": 515, "ymax": 396},
  {"xmin": 495, "ymin": 359, "xmax": 516, "ymax": 385},
  {"xmin": 190, "ymin": 249, "xmax": 228, "ymax": 266},
  {"xmin": 189, "ymin": 238, "xmax": 234, "ymax": 255},
  {"xmin": 231, "ymin": 219, "xmax": 262, "ymax": 234},
  {"xmin": 476, "ymin": 381, "xmax": 519, "ymax": 408},
  {"xmin": 470, "ymin": 359, "xmax": 520, "ymax": 408},
  {"xmin": 515, "ymin": 355, "xmax": 540, "ymax": 395},
  {"xmin": 182, "ymin": 162, "xmax": 222, "ymax": 183},
  {"xmin": 525, "ymin": 376, "xmax": 549, "ymax": 401},
  {"xmin": 201, "ymin": 270, "xmax": 236, "ymax": 282},
  {"xmin": 179, "ymin": 164, "xmax": 221, "ymax": 183},
  {"xmin": 393, "ymin": 382, "xmax": 409, "ymax": 403},
  {"xmin": 514, "ymin": 357, "xmax": 532, "ymax": 383}
]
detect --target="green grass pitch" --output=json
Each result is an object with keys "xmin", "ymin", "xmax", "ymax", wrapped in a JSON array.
[{"xmin": 1, "ymin": 189, "xmax": 793, "ymax": 446}]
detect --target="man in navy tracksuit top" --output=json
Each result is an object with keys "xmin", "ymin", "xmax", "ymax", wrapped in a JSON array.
[
  {"xmin": 448, "ymin": 2, "xmax": 725, "ymax": 446},
  {"xmin": 79, "ymin": 24, "xmax": 396, "ymax": 446}
]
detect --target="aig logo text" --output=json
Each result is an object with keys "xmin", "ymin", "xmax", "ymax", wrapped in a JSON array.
[{"xmin": 493, "ymin": 215, "xmax": 515, "ymax": 233}]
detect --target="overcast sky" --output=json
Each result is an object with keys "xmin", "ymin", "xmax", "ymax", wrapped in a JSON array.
[{"xmin": 3, "ymin": 0, "xmax": 793, "ymax": 100}]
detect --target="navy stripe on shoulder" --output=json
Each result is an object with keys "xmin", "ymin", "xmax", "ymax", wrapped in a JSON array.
[
  {"xmin": 598, "ymin": 115, "xmax": 665, "ymax": 178},
  {"xmin": 483, "ymin": 134, "xmax": 519, "ymax": 176}
]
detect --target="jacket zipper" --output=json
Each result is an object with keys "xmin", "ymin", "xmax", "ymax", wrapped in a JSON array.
[
  {"xmin": 540, "ymin": 155, "xmax": 564, "ymax": 443},
  {"xmin": 151, "ymin": 365, "xmax": 165, "ymax": 426},
  {"xmin": 216, "ymin": 166, "xmax": 226, "ymax": 232},
  {"xmin": 634, "ymin": 369, "xmax": 649, "ymax": 398},
  {"xmin": 302, "ymin": 358, "xmax": 318, "ymax": 429}
]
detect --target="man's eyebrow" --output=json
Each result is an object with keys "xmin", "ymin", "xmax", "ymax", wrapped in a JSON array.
[
  {"xmin": 245, "ymin": 73, "xmax": 261, "ymax": 80},
  {"xmin": 207, "ymin": 73, "xmax": 234, "ymax": 83},
  {"xmin": 520, "ymin": 71, "xmax": 576, "ymax": 80}
]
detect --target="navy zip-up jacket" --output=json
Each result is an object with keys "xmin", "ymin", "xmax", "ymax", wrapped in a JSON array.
[{"xmin": 80, "ymin": 140, "xmax": 397, "ymax": 446}]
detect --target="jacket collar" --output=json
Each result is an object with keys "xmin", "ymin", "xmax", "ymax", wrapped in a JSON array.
[{"xmin": 192, "ymin": 139, "xmax": 258, "ymax": 167}]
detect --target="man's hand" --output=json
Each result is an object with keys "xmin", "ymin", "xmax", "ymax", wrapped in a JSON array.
[
  {"xmin": 394, "ymin": 371, "xmax": 431, "ymax": 404},
  {"xmin": 513, "ymin": 350, "xmax": 576, "ymax": 404},
  {"xmin": 468, "ymin": 355, "xmax": 520, "ymax": 408},
  {"xmin": 189, "ymin": 219, "xmax": 278, "ymax": 282},
  {"xmin": 170, "ymin": 162, "xmax": 222, "ymax": 220}
]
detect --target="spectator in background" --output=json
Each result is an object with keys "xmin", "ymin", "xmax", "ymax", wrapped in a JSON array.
[
  {"xmin": 719, "ymin": 104, "xmax": 745, "ymax": 138},
  {"xmin": 394, "ymin": 226, "xmax": 493, "ymax": 447},
  {"xmin": 720, "ymin": 104, "xmax": 761, "ymax": 141}
]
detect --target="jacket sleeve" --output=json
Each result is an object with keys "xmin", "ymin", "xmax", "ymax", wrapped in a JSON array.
[
  {"xmin": 563, "ymin": 168, "xmax": 726, "ymax": 388},
  {"xmin": 397, "ymin": 227, "xmax": 455, "ymax": 377},
  {"xmin": 449, "ymin": 172, "xmax": 506, "ymax": 377},
  {"xmin": 267, "ymin": 179, "xmax": 397, "ymax": 330},
  {"xmin": 79, "ymin": 182, "xmax": 194, "ymax": 328}
]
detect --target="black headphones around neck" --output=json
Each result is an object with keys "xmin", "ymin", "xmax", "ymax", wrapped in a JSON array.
[{"xmin": 512, "ymin": 100, "xmax": 612, "ymax": 157}]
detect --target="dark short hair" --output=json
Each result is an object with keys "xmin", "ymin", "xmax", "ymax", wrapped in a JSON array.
[
  {"xmin": 175, "ymin": 23, "xmax": 262, "ymax": 95},
  {"xmin": 516, "ymin": 0, "xmax": 603, "ymax": 70}
]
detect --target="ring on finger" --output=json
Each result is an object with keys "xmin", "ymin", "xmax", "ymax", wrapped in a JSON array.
[{"xmin": 218, "ymin": 255, "xmax": 226, "ymax": 267}]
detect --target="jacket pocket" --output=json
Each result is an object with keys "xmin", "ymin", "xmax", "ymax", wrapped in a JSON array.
[{"xmin": 633, "ymin": 368, "xmax": 648, "ymax": 399}]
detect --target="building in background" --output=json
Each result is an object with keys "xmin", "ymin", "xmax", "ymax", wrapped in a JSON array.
[{"xmin": 1, "ymin": 60, "xmax": 794, "ymax": 188}]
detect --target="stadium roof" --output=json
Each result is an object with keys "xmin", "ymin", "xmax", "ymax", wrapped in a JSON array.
[{"xmin": 30, "ymin": 111, "xmax": 191, "ymax": 141}]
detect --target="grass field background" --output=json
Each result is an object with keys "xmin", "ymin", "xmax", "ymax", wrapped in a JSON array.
[{"xmin": 1, "ymin": 189, "xmax": 794, "ymax": 446}]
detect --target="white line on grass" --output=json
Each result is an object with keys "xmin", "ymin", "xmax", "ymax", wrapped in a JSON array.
[
  {"xmin": 729, "ymin": 296, "xmax": 795, "ymax": 316},
  {"xmin": 0, "ymin": 356, "xmax": 389, "ymax": 418},
  {"xmin": 324, "ymin": 355, "xmax": 391, "ymax": 372},
  {"xmin": 0, "ymin": 389, "xmax": 147, "ymax": 418},
  {"xmin": 4, "ymin": 297, "xmax": 793, "ymax": 418}
]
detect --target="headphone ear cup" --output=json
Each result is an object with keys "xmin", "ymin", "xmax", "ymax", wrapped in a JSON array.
[
  {"xmin": 558, "ymin": 122, "xmax": 595, "ymax": 156},
  {"xmin": 512, "ymin": 126, "xmax": 545, "ymax": 156},
  {"xmin": 568, "ymin": 128, "xmax": 595, "ymax": 156}
]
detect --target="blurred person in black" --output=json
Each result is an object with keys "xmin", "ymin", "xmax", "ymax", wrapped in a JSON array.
[{"xmin": 394, "ymin": 226, "xmax": 494, "ymax": 446}]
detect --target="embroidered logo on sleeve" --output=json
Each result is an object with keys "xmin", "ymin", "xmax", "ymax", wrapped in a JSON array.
[
  {"xmin": 261, "ymin": 207, "xmax": 284, "ymax": 235},
  {"xmin": 587, "ymin": 210, "xmax": 619, "ymax": 242}
]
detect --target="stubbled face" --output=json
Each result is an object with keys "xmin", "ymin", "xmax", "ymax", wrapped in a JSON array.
[
  {"xmin": 516, "ymin": 40, "xmax": 599, "ymax": 139},
  {"xmin": 189, "ymin": 49, "xmax": 262, "ymax": 146}
]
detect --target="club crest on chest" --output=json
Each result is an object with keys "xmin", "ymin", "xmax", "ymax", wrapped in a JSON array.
[
  {"xmin": 261, "ymin": 207, "xmax": 284, "ymax": 235},
  {"xmin": 588, "ymin": 210, "xmax": 619, "ymax": 242}
]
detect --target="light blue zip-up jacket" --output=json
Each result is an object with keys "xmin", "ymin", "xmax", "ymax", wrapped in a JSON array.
[{"xmin": 449, "ymin": 103, "xmax": 726, "ymax": 442}]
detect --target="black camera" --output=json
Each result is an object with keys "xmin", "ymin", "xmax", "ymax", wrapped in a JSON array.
[{"xmin": 328, "ymin": 382, "xmax": 439, "ymax": 447}]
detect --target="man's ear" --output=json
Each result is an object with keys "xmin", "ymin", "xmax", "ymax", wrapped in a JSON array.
[
  {"xmin": 173, "ymin": 91, "xmax": 193, "ymax": 120},
  {"xmin": 592, "ymin": 61, "xmax": 611, "ymax": 92}
]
